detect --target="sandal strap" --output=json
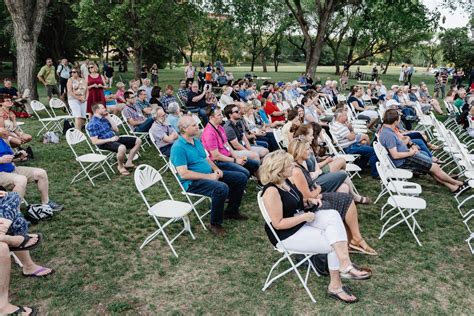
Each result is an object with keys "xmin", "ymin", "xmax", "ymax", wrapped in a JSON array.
[
  {"xmin": 17, "ymin": 235, "xmax": 30, "ymax": 249},
  {"xmin": 340, "ymin": 264, "xmax": 354, "ymax": 274},
  {"xmin": 328, "ymin": 287, "xmax": 344, "ymax": 295}
]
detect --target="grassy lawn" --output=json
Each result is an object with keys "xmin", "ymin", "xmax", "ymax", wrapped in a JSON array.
[{"xmin": 6, "ymin": 64, "xmax": 474, "ymax": 314}]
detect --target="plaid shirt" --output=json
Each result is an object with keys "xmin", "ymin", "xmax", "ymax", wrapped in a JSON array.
[
  {"xmin": 160, "ymin": 95, "xmax": 177, "ymax": 111},
  {"xmin": 136, "ymin": 99, "xmax": 151, "ymax": 112},
  {"xmin": 122, "ymin": 104, "xmax": 146, "ymax": 130},
  {"xmin": 177, "ymin": 88, "xmax": 188, "ymax": 102},
  {"xmin": 87, "ymin": 116, "xmax": 115, "ymax": 139}
]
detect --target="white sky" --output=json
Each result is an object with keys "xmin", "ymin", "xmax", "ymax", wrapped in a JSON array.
[{"xmin": 423, "ymin": 0, "xmax": 471, "ymax": 28}]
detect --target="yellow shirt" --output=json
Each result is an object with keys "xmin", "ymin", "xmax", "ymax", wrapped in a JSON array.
[{"xmin": 38, "ymin": 65, "xmax": 57, "ymax": 85}]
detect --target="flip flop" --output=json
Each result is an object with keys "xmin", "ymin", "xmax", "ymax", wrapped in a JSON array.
[
  {"xmin": 9, "ymin": 234, "xmax": 43, "ymax": 252},
  {"xmin": 349, "ymin": 239, "xmax": 378, "ymax": 256},
  {"xmin": 22, "ymin": 267, "xmax": 55, "ymax": 278},
  {"xmin": 327, "ymin": 286, "xmax": 359, "ymax": 304},
  {"xmin": 355, "ymin": 196, "xmax": 372, "ymax": 205},
  {"xmin": 8, "ymin": 306, "xmax": 38, "ymax": 316},
  {"xmin": 340, "ymin": 264, "xmax": 372, "ymax": 280}
]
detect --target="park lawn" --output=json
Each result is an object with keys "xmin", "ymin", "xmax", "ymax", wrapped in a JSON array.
[{"xmin": 7, "ymin": 66, "xmax": 473, "ymax": 314}]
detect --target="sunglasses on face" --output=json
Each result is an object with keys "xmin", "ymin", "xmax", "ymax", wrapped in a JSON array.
[{"xmin": 231, "ymin": 110, "xmax": 240, "ymax": 114}]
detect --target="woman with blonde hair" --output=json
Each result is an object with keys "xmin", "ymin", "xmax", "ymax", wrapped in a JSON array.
[
  {"xmin": 67, "ymin": 67, "xmax": 87, "ymax": 130},
  {"xmin": 287, "ymin": 138, "xmax": 377, "ymax": 255},
  {"xmin": 260, "ymin": 150, "xmax": 372, "ymax": 303}
]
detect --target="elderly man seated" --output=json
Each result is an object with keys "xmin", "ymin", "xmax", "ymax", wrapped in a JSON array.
[
  {"xmin": 170, "ymin": 115, "xmax": 248, "ymax": 236},
  {"xmin": 0, "ymin": 97, "xmax": 32, "ymax": 148},
  {"xmin": 87, "ymin": 103, "xmax": 142, "ymax": 176},
  {"xmin": 149, "ymin": 107, "xmax": 178, "ymax": 157},
  {"xmin": 0, "ymin": 128, "xmax": 63, "ymax": 211},
  {"xmin": 330, "ymin": 109, "xmax": 378, "ymax": 177}
]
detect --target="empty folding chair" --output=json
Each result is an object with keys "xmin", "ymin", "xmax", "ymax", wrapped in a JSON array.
[
  {"xmin": 134, "ymin": 164, "xmax": 195, "ymax": 257},
  {"xmin": 65, "ymin": 128, "xmax": 111, "ymax": 186},
  {"xmin": 168, "ymin": 163, "xmax": 210, "ymax": 230},
  {"xmin": 376, "ymin": 162, "xmax": 426, "ymax": 246},
  {"xmin": 49, "ymin": 98, "xmax": 75, "ymax": 120},
  {"xmin": 257, "ymin": 192, "xmax": 320, "ymax": 303},
  {"xmin": 30, "ymin": 100, "xmax": 63, "ymax": 135}
]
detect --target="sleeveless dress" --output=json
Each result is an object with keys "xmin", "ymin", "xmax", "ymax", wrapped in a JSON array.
[
  {"xmin": 86, "ymin": 74, "xmax": 106, "ymax": 114},
  {"xmin": 295, "ymin": 163, "xmax": 352, "ymax": 219}
]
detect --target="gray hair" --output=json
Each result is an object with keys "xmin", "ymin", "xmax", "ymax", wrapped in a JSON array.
[
  {"xmin": 177, "ymin": 115, "xmax": 194, "ymax": 134},
  {"xmin": 168, "ymin": 102, "xmax": 180, "ymax": 115}
]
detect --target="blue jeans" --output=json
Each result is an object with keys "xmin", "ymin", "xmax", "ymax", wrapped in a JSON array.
[
  {"xmin": 187, "ymin": 170, "xmax": 247, "ymax": 225},
  {"xmin": 159, "ymin": 143, "xmax": 173, "ymax": 157},
  {"xmin": 405, "ymin": 132, "xmax": 431, "ymax": 158},
  {"xmin": 345, "ymin": 143, "xmax": 378, "ymax": 177},
  {"xmin": 257, "ymin": 132, "xmax": 279, "ymax": 152},
  {"xmin": 135, "ymin": 117, "xmax": 154, "ymax": 132},
  {"xmin": 255, "ymin": 140, "xmax": 268, "ymax": 148},
  {"xmin": 216, "ymin": 159, "xmax": 259, "ymax": 178},
  {"xmin": 189, "ymin": 107, "xmax": 209, "ymax": 125}
]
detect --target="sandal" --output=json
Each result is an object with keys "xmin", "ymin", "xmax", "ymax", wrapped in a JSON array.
[
  {"xmin": 355, "ymin": 196, "xmax": 372, "ymax": 205},
  {"xmin": 22, "ymin": 267, "xmax": 55, "ymax": 278},
  {"xmin": 452, "ymin": 181, "xmax": 470, "ymax": 194},
  {"xmin": 349, "ymin": 239, "xmax": 378, "ymax": 255},
  {"xmin": 9, "ymin": 234, "xmax": 43, "ymax": 252},
  {"xmin": 124, "ymin": 164, "xmax": 137, "ymax": 169},
  {"xmin": 8, "ymin": 306, "xmax": 38, "ymax": 316},
  {"xmin": 340, "ymin": 264, "xmax": 372, "ymax": 280},
  {"xmin": 327, "ymin": 286, "xmax": 359, "ymax": 304}
]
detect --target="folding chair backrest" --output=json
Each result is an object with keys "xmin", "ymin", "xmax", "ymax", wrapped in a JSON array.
[
  {"xmin": 192, "ymin": 114, "xmax": 203, "ymax": 129},
  {"xmin": 134, "ymin": 164, "xmax": 174, "ymax": 209},
  {"xmin": 49, "ymin": 98, "xmax": 71, "ymax": 116},
  {"xmin": 257, "ymin": 191, "xmax": 289, "ymax": 250},
  {"xmin": 272, "ymin": 128, "xmax": 283, "ymax": 149},
  {"xmin": 109, "ymin": 114, "xmax": 129, "ymax": 135},
  {"xmin": 375, "ymin": 162, "xmax": 391, "ymax": 187},
  {"xmin": 66, "ymin": 128, "xmax": 96, "ymax": 156},
  {"xmin": 169, "ymin": 163, "xmax": 186, "ymax": 191},
  {"xmin": 30, "ymin": 100, "xmax": 53, "ymax": 118},
  {"xmin": 322, "ymin": 133, "xmax": 339, "ymax": 156}
]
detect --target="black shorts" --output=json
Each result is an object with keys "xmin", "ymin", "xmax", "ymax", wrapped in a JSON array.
[{"xmin": 98, "ymin": 136, "xmax": 137, "ymax": 153}]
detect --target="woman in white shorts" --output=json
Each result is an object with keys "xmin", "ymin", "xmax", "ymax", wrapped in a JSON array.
[{"xmin": 67, "ymin": 68, "xmax": 87, "ymax": 130}]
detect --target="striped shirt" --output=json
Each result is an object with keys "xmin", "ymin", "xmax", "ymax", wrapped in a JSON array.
[{"xmin": 330, "ymin": 121, "xmax": 356, "ymax": 149}]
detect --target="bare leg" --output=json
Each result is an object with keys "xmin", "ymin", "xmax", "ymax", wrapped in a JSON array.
[
  {"xmin": 328, "ymin": 269, "xmax": 357, "ymax": 301},
  {"xmin": 328, "ymin": 157, "xmax": 346, "ymax": 172},
  {"xmin": 430, "ymin": 164, "xmax": 463, "ymax": 189},
  {"xmin": 125, "ymin": 138, "xmax": 142, "ymax": 167},
  {"xmin": 116, "ymin": 145, "xmax": 127, "ymax": 173},
  {"xmin": 33, "ymin": 168, "xmax": 49, "ymax": 204},
  {"xmin": 12, "ymin": 175, "xmax": 27, "ymax": 199}
]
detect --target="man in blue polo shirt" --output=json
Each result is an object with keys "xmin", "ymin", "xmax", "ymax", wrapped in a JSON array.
[
  {"xmin": 87, "ymin": 103, "xmax": 142, "ymax": 176},
  {"xmin": 170, "ymin": 115, "xmax": 248, "ymax": 236}
]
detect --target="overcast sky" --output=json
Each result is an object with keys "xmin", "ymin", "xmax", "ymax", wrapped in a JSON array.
[{"xmin": 423, "ymin": 0, "xmax": 471, "ymax": 28}]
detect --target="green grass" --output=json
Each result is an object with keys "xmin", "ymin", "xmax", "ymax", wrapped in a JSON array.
[{"xmin": 7, "ymin": 65, "xmax": 474, "ymax": 314}]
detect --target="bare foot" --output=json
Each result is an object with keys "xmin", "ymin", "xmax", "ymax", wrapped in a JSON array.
[
  {"xmin": 0, "ymin": 234, "xmax": 38, "ymax": 249},
  {"xmin": 0, "ymin": 304, "xmax": 35, "ymax": 315}
]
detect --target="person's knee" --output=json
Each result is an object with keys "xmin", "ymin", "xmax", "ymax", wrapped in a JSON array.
[
  {"xmin": 13, "ymin": 175, "xmax": 27, "ymax": 188},
  {"xmin": 135, "ymin": 137, "xmax": 142, "ymax": 146},
  {"xmin": 260, "ymin": 148, "xmax": 269, "ymax": 157},
  {"xmin": 34, "ymin": 168, "xmax": 48, "ymax": 181},
  {"xmin": 213, "ymin": 182, "xmax": 229, "ymax": 198},
  {"xmin": 118, "ymin": 145, "xmax": 127, "ymax": 154}
]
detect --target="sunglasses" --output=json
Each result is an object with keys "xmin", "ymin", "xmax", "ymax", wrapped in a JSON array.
[
  {"xmin": 88, "ymin": 66, "xmax": 94, "ymax": 69},
  {"xmin": 231, "ymin": 110, "xmax": 240, "ymax": 114}
]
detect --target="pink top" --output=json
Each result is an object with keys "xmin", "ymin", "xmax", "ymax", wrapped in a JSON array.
[{"xmin": 201, "ymin": 123, "xmax": 231, "ymax": 160}]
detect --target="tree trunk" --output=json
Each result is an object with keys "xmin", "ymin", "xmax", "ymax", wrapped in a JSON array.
[
  {"xmin": 345, "ymin": 32, "xmax": 358, "ymax": 66},
  {"xmin": 250, "ymin": 54, "xmax": 256, "ymax": 72},
  {"xmin": 133, "ymin": 44, "xmax": 142, "ymax": 78},
  {"xmin": 261, "ymin": 51, "xmax": 267, "ymax": 73},
  {"xmin": 105, "ymin": 40, "xmax": 110, "ymax": 63},
  {"xmin": 383, "ymin": 48, "xmax": 393, "ymax": 74},
  {"xmin": 5, "ymin": 0, "xmax": 50, "ymax": 102}
]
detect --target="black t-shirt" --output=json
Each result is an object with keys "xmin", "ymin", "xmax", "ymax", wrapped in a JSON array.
[
  {"xmin": 230, "ymin": 91, "xmax": 241, "ymax": 101},
  {"xmin": 105, "ymin": 66, "xmax": 114, "ymax": 78},
  {"xmin": 187, "ymin": 90, "xmax": 207, "ymax": 109},
  {"xmin": 0, "ymin": 87, "xmax": 18, "ymax": 97},
  {"xmin": 198, "ymin": 71, "xmax": 205, "ymax": 82},
  {"xmin": 348, "ymin": 95, "xmax": 364, "ymax": 111}
]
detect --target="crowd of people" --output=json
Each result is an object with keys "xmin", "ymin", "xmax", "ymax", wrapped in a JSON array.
[{"xmin": 0, "ymin": 57, "xmax": 473, "ymax": 311}]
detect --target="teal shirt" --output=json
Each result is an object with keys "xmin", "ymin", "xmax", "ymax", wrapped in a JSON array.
[{"xmin": 170, "ymin": 136, "xmax": 212, "ymax": 190}]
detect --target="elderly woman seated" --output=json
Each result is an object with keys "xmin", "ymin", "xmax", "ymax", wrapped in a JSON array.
[
  {"xmin": 0, "ymin": 97, "xmax": 32, "ymax": 148},
  {"xmin": 260, "ymin": 151, "xmax": 372, "ymax": 304}
]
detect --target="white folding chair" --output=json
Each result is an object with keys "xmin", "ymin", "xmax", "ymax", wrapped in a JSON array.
[
  {"xmin": 376, "ymin": 162, "xmax": 426, "ymax": 246},
  {"xmin": 49, "ymin": 98, "xmax": 74, "ymax": 120},
  {"xmin": 65, "ymin": 128, "xmax": 110, "ymax": 186},
  {"xmin": 134, "ymin": 164, "xmax": 195, "ymax": 257},
  {"xmin": 257, "ymin": 191, "xmax": 320, "ymax": 303},
  {"xmin": 169, "ymin": 163, "xmax": 210, "ymax": 230},
  {"xmin": 30, "ymin": 100, "xmax": 63, "ymax": 135},
  {"xmin": 149, "ymin": 132, "xmax": 170, "ymax": 173},
  {"xmin": 121, "ymin": 111, "xmax": 151, "ymax": 150},
  {"xmin": 84, "ymin": 123, "xmax": 116, "ymax": 174},
  {"xmin": 271, "ymin": 127, "xmax": 284, "ymax": 150}
]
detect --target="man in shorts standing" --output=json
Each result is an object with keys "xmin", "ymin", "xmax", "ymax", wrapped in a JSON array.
[
  {"xmin": 87, "ymin": 103, "xmax": 142, "ymax": 176},
  {"xmin": 37, "ymin": 58, "xmax": 59, "ymax": 101}
]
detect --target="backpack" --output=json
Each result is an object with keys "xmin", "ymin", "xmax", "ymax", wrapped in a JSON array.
[
  {"xmin": 43, "ymin": 131, "xmax": 60, "ymax": 144},
  {"xmin": 25, "ymin": 204, "xmax": 54, "ymax": 224},
  {"xmin": 62, "ymin": 119, "xmax": 74, "ymax": 135}
]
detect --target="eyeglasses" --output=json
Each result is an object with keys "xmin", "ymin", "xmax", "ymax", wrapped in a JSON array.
[
  {"xmin": 71, "ymin": 71, "xmax": 77, "ymax": 73},
  {"xmin": 231, "ymin": 110, "xmax": 240, "ymax": 114},
  {"xmin": 88, "ymin": 66, "xmax": 94, "ymax": 69}
]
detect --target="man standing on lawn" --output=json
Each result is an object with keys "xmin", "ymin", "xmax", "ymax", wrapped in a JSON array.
[
  {"xmin": 170, "ymin": 115, "xmax": 248, "ymax": 236},
  {"xmin": 37, "ymin": 58, "xmax": 60, "ymax": 101}
]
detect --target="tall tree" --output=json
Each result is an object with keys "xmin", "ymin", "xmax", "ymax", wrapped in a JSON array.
[
  {"xmin": 439, "ymin": 27, "xmax": 474, "ymax": 71},
  {"xmin": 4, "ymin": 0, "xmax": 50, "ymax": 100},
  {"xmin": 285, "ymin": 0, "xmax": 344, "ymax": 76}
]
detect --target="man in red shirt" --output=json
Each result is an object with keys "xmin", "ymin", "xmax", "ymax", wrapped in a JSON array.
[{"xmin": 262, "ymin": 91, "xmax": 286, "ymax": 123}]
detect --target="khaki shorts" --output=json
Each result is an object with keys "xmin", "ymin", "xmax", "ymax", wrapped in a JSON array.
[{"xmin": 0, "ymin": 166, "xmax": 41, "ymax": 189}]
